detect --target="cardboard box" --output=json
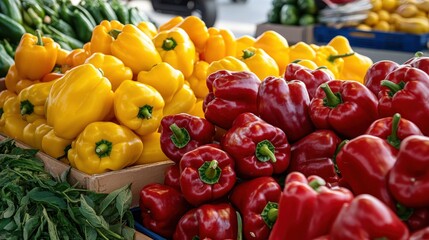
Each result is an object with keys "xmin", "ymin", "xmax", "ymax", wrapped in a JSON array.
[{"xmin": 255, "ymin": 22, "xmax": 315, "ymax": 44}]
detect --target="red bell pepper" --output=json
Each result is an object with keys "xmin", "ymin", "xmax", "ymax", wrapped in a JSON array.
[
  {"xmin": 407, "ymin": 208, "xmax": 429, "ymax": 232},
  {"xmin": 403, "ymin": 51, "xmax": 429, "ymax": 74},
  {"xmin": 284, "ymin": 63, "xmax": 333, "ymax": 99},
  {"xmin": 230, "ymin": 177, "xmax": 282, "ymax": 240},
  {"xmin": 203, "ymin": 70, "xmax": 260, "ymax": 130},
  {"xmin": 221, "ymin": 112, "xmax": 291, "ymax": 179},
  {"xmin": 288, "ymin": 129, "xmax": 342, "ymax": 185},
  {"xmin": 257, "ymin": 76, "xmax": 314, "ymax": 143},
  {"xmin": 160, "ymin": 113, "xmax": 216, "ymax": 163},
  {"xmin": 336, "ymin": 135, "xmax": 397, "ymax": 210},
  {"xmin": 179, "ymin": 145, "xmax": 236, "ymax": 206},
  {"xmin": 378, "ymin": 66, "xmax": 429, "ymax": 136},
  {"xmin": 388, "ymin": 135, "xmax": 429, "ymax": 208},
  {"xmin": 309, "ymin": 80, "xmax": 379, "ymax": 139},
  {"xmin": 173, "ymin": 203, "xmax": 240, "ymax": 240},
  {"xmin": 164, "ymin": 164, "xmax": 181, "ymax": 191},
  {"xmin": 329, "ymin": 194, "xmax": 409, "ymax": 240},
  {"xmin": 139, "ymin": 183, "xmax": 190, "ymax": 238},
  {"xmin": 410, "ymin": 226, "xmax": 429, "ymax": 240},
  {"xmin": 365, "ymin": 113, "xmax": 423, "ymax": 149},
  {"xmin": 364, "ymin": 60, "xmax": 399, "ymax": 95},
  {"xmin": 269, "ymin": 172, "xmax": 353, "ymax": 240}
]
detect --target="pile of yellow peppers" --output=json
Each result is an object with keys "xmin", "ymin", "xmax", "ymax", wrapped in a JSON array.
[{"xmin": 0, "ymin": 15, "xmax": 373, "ymax": 175}]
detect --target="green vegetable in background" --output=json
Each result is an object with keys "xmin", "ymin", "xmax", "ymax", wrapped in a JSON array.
[
  {"xmin": 299, "ymin": 13, "xmax": 316, "ymax": 25},
  {"xmin": 0, "ymin": 43, "xmax": 13, "ymax": 77},
  {"xmin": 298, "ymin": 0, "xmax": 317, "ymax": 14},
  {"xmin": 0, "ymin": 138, "xmax": 135, "ymax": 240},
  {"xmin": 280, "ymin": 4, "xmax": 299, "ymax": 25}
]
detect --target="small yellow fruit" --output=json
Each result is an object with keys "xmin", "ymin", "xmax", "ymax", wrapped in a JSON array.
[
  {"xmin": 382, "ymin": 0, "xmax": 397, "ymax": 12},
  {"xmin": 365, "ymin": 11, "xmax": 380, "ymax": 25},
  {"xmin": 371, "ymin": 0, "xmax": 383, "ymax": 11},
  {"xmin": 378, "ymin": 9, "xmax": 391, "ymax": 21},
  {"xmin": 357, "ymin": 24, "xmax": 373, "ymax": 31},
  {"xmin": 396, "ymin": 4, "xmax": 419, "ymax": 18},
  {"xmin": 374, "ymin": 20, "xmax": 391, "ymax": 31}
]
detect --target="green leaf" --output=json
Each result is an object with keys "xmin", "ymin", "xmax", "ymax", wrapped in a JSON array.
[
  {"xmin": 83, "ymin": 225, "xmax": 97, "ymax": 240},
  {"xmin": 23, "ymin": 214, "xmax": 40, "ymax": 240},
  {"xmin": 99, "ymin": 184, "xmax": 130, "ymax": 214},
  {"xmin": 79, "ymin": 195, "xmax": 109, "ymax": 229},
  {"xmin": 27, "ymin": 188, "xmax": 67, "ymax": 210},
  {"xmin": 121, "ymin": 226, "xmax": 135, "ymax": 240},
  {"xmin": 115, "ymin": 185, "xmax": 132, "ymax": 221},
  {"xmin": 3, "ymin": 219, "xmax": 17, "ymax": 231},
  {"xmin": 2, "ymin": 199, "xmax": 15, "ymax": 218},
  {"xmin": 59, "ymin": 167, "xmax": 71, "ymax": 183},
  {"xmin": 42, "ymin": 207, "xmax": 59, "ymax": 240}
]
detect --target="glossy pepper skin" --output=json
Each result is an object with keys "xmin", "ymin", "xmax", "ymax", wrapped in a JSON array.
[
  {"xmin": 365, "ymin": 113, "xmax": 423, "ymax": 149},
  {"xmin": 2, "ymin": 96, "xmax": 28, "ymax": 142},
  {"xmin": 153, "ymin": 27, "xmax": 196, "ymax": 78},
  {"xmin": 137, "ymin": 62, "xmax": 185, "ymax": 104},
  {"xmin": 230, "ymin": 177, "xmax": 282, "ymax": 240},
  {"xmin": 164, "ymin": 164, "xmax": 181, "ymax": 191},
  {"xmin": 221, "ymin": 112, "xmax": 291, "ymax": 179},
  {"xmin": 288, "ymin": 41, "xmax": 316, "ymax": 63},
  {"xmin": 136, "ymin": 21, "xmax": 158, "ymax": 39},
  {"xmin": 403, "ymin": 51, "xmax": 429, "ymax": 74},
  {"xmin": 135, "ymin": 132, "xmax": 170, "ymax": 165},
  {"xmin": 84, "ymin": 52, "xmax": 133, "ymax": 91},
  {"xmin": 336, "ymin": 135, "xmax": 397, "ymax": 210},
  {"xmin": 111, "ymin": 24, "xmax": 162, "ymax": 74},
  {"xmin": 314, "ymin": 45, "xmax": 352, "ymax": 80},
  {"xmin": 90, "ymin": 20, "xmax": 124, "ymax": 55},
  {"xmin": 253, "ymin": 30, "xmax": 289, "ymax": 75},
  {"xmin": 363, "ymin": 60, "xmax": 399, "ymax": 95},
  {"xmin": 309, "ymin": 80, "xmax": 379, "ymax": 139},
  {"xmin": 68, "ymin": 121, "xmax": 143, "ymax": 174},
  {"xmin": 201, "ymin": 27, "xmax": 236, "ymax": 63},
  {"xmin": 173, "ymin": 203, "xmax": 239, "ymax": 240},
  {"xmin": 114, "ymin": 80, "xmax": 164, "ymax": 137},
  {"xmin": 410, "ymin": 227, "xmax": 429, "ymax": 240},
  {"xmin": 4, "ymin": 64, "xmax": 20, "ymax": 94},
  {"xmin": 175, "ymin": 16, "xmax": 209, "ymax": 53},
  {"xmin": 269, "ymin": 172, "xmax": 354, "ymax": 240},
  {"xmin": 14, "ymin": 31, "xmax": 59, "ymax": 81},
  {"xmin": 204, "ymin": 70, "xmax": 260, "ymax": 130},
  {"xmin": 18, "ymin": 80, "xmax": 56, "ymax": 123},
  {"xmin": 388, "ymin": 135, "xmax": 429, "ymax": 208},
  {"xmin": 0, "ymin": 90, "xmax": 16, "ymax": 131},
  {"xmin": 46, "ymin": 64, "xmax": 114, "ymax": 140},
  {"xmin": 139, "ymin": 183, "xmax": 190, "ymax": 238},
  {"xmin": 288, "ymin": 130, "xmax": 342, "ymax": 185},
  {"xmin": 163, "ymin": 84, "xmax": 196, "ymax": 116},
  {"xmin": 160, "ymin": 113, "xmax": 215, "ymax": 163},
  {"xmin": 284, "ymin": 62, "xmax": 333, "ymax": 99},
  {"xmin": 240, "ymin": 47, "xmax": 279, "ymax": 81},
  {"xmin": 206, "ymin": 56, "xmax": 250, "ymax": 79},
  {"xmin": 179, "ymin": 145, "xmax": 236, "ymax": 206},
  {"xmin": 329, "ymin": 194, "xmax": 409, "ymax": 240},
  {"xmin": 257, "ymin": 76, "xmax": 314, "ymax": 143},
  {"xmin": 378, "ymin": 65, "xmax": 429, "ymax": 136},
  {"xmin": 235, "ymin": 35, "xmax": 256, "ymax": 58},
  {"xmin": 41, "ymin": 128, "xmax": 72, "ymax": 160},
  {"xmin": 187, "ymin": 60, "xmax": 210, "ymax": 99},
  {"xmin": 22, "ymin": 118, "xmax": 47, "ymax": 149}
]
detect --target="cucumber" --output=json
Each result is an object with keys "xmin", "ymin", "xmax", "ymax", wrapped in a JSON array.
[{"xmin": 0, "ymin": 12, "xmax": 26, "ymax": 43}]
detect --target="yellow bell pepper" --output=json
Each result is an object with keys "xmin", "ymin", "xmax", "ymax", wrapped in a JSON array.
[
  {"xmin": 153, "ymin": 27, "xmax": 196, "ymax": 78},
  {"xmin": 62, "ymin": 43, "xmax": 92, "ymax": 72},
  {"xmin": 187, "ymin": 60, "xmax": 209, "ymax": 99},
  {"xmin": 202, "ymin": 27, "xmax": 236, "ymax": 63},
  {"xmin": 15, "ymin": 79, "xmax": 39, "ymax": 95},
  {"xmin": 84, "ymin": 53, "xmax": 133, "ymax": 91},
  {"xmin": 114, "ymin": 80, "xmax": 164, "ymax": 136},
  {"xmin": 314, "ymin": 45, "xmax": 353, "ymax": 80},
  {"xmin": 18, "ymin": 80, "xmax": 56, "ymax": 123},
  {"xmin": 5, "ymin": 64, "xmax": 20, "ymax": 94},
  {"xmin": 90, "ymin": 20, "xmax": 124, "ymax": 55},
  {"xmin": 46, "ymin": 64, "xmax": 114, "ymax": 140},
  {"xmin": 56, "ymin": 47, "xmax": 70, "ymax": 66},
  {"xmin": 163, "ymin": 84, "xmax": 196, "ymax": 116},
  {"xmin": 14, "ymin": 31, "xmax": 59, "ymax": 81},
  {"xmin": 294, "ymin": 59, "xmax": 319, "ymax": 70},
  {"xmin": 176, "ymin": 16, "xmax": 209, "ymax": 53},
  {"xmin": 2, "ymin": 96, "xmax": 27, "ymax": 141},
  {"xmin": 33, "ymin": 121, "xmax": 53, "ymax": 150},
  {"xmin": 187, "ymin": 98, "xmax": 205, "ymax": 119},
  {"xmin": 68, "ymin": 121, "xmax": 144, "ymax": 174},
  {"xmin": 22, "ymin": 118, "xmax": 47, "ymax": 148},
  {"xmin": 41, "ymin": 128, "xmax": 72, "ymax": 160},
  {"xmin": 254, "ymin": 30, "xmax": 289, "ymax": 75},
  {"xmin": 158, "ymin": 16, "xmax": 183, "ymax": 32},
  {"xmin": 240, "ymin": 47, "xmax": 279, "ymax": 81},
  {"xmin": 137, "ymin": 62, "xmax": 185, "ymax": 103},
  {"xmin": 111, "ymin": 24, "xmax": 162, "ymax": 75},
  {"xmin": 206, "ymin": 56, "xmax": 250, "ymax": 78},
  {"xmin": 235, "ymin": 35, "xmax": 255, "ymax": 58},
  {"xmin": 137, "ymin": 21, "xmax": 158, "ymax": 39},
  {"xmin": 289, "ymin": 41, "xmax": 316, "ymax": 63},
  {"xmin": 0, "ymin": 90, "xmax": 17, "ymax": 132},
  {"xmin": 135, "ymin": 132, "xmax": 169, "ymax": 165},
  {"xmin": 327, "ymin": 36, "xmax": 373, "ymax": 83}
]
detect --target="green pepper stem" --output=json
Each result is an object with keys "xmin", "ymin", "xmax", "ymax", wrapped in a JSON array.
[
  {"xmin": 138, "ymin": 105, "xmax": 153, "ymax": 119},
  {"xmin": 333, "ymin": 139, "xmax": 348, "ymax": 176},
  {"xmin": 242, "ymin": 49, "xmax": 255, "ymax": 59},
  {"xmin": 327, "ymin": 52, "xmax": 354, "ymax": 62},
  {"xmin": 292, "ymin": 59, "xmax": 302, "ymax": 63},
  {"xmin": 108, "ymin": 29, "xmax": 121, "ymax": 39},
  {"xmin": 260, "ymin": 202, "xmax": 278, "ymax": 229},
  {"xmin": 396, "ymin": 203, "xmax": 414, "ymax": 221},
  {"xmin": 259, "ymin": 144, "xmax": 276, "ymax": 162},
  {"xmin": 20, "ymin": 100, "xmax": 34, "ymax": 115},
  {"xmin": 36, "ymin": 29, "xmax": 44, "ymax": 46},
  {"xmin": 95, "ymin": 139, "xmax": 112, "ymax": 158},
  {"xmin": 95, "ymin": 144, "xmax": 109, "ymax": 155},
  {"xmin": 256, "ymin": 140, "xmax": 277, "ymax": 163},
  {"xmin": 380, "ymin": 80, "xmax": 403, "ymax": 95},
  {"xmin": 316, "ymin": 66, "xmax": 328, "ymax": 70},
  {"xmin": 205, "ymin": 160, "xmax": 218, "ymax": 179},
  {"xmin": 0, "ymin": 108, "xmax": 3, "ymax": 118},
  {"xmin": 267, "ymin": 208, "xmax": 278, "ymax": 222},
  {"xmin": 387, "ymin": 113, "xmax": 401, "ymax": 149},
  {"xmin": 414, "ymin": 51, "xmax": 424, "ymax": 58},
  {"xmin": 308, "ymin": 178, "xmax": 326, "ymax": 191},
  {"xmin": 162, "ymin": 37, "xmax": 177, "ymax": 50},
  {"xmin": 321, "ymin": 83, "xmax": 342, "ymax": 108}
]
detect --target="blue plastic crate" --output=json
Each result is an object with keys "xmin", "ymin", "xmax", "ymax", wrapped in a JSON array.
[
  {"xmin": 131, "ymin": 207, "xmax": 167, "ymax": 240},
  {"xmin": 313, "ymin": 25, "xmax": 429, "ymax": 52}
]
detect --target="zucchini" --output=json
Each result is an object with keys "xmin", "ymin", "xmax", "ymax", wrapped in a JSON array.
[
  {"xmin": 0, "ymin": 43, "xmax": 14, "ymax": 78},
  {"xmin": 0, "ymin": 12, "xmax": 26, "ymax": 43}
]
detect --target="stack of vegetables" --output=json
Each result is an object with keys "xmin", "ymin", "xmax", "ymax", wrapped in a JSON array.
[
  {"xmin": 138, "ymin": 50, "xmax": 429, "ymax": 239},
  {"xmin": 267, "ymin": 0, "xmax": 320, "ymax": 26}
]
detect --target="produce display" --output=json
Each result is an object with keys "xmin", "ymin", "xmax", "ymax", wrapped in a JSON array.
[
  {"xmin": 267, "ymin": 0, "xmax": 320, "ymax": 25},
  {"xmin": 1, "ymin": 7, "xmax": 429, "ymax": 240}
]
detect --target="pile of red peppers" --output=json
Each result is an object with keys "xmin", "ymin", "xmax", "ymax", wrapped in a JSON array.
[{"xmin": 138, "ymin": 52, "xmax": 429, "ymax": 240}]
